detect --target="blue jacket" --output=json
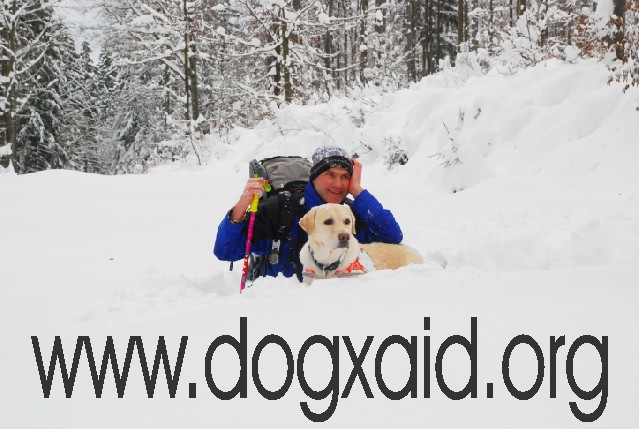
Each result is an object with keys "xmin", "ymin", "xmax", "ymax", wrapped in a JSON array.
[{"xmin": 214, "ymin": 183, "xmax": 403, "ymax": 279}]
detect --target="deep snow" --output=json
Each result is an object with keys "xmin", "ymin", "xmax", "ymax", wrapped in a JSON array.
[{"xmin": 1, "ymin": 59, "xmax": 638, "ymax": 428}]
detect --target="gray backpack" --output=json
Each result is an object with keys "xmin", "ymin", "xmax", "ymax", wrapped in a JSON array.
[
  {"xmin": 246, "ymin": 156, "xmax": 312, "ymax": 283},
  {"xmin": 249, "ymin": 156, "xmax": 311, "ymax": 197}
]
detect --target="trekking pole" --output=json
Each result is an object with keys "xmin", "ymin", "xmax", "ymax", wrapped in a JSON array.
[{"xmin": 240, "ymin": 177, "xmax": 269, "ymax": 293}]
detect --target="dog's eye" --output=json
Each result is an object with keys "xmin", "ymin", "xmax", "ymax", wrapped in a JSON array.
[
  {"xmin": 323, "ymin": 218, "xmax": 334, "ymax": 225},
  {"xmin": 344, "ymin": 218, "xmax": 351, "ymax": 225}
]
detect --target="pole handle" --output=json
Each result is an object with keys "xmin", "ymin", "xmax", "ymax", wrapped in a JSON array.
[
  {"xmin": 248, "ymin": 176, "xmax": 270, "ymax": 213},
  {"xmin": 248, "ymin": 194, "xmax": 259, "ymax": 212}
]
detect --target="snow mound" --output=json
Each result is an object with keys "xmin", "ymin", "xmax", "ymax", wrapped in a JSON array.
[
  {"xmin": 210, "ymin": 59, "xmax": 639, "ymax": 198},
  {"xmin": 1, "ymin": 57, "xmax": 638, "ymax": 429}
]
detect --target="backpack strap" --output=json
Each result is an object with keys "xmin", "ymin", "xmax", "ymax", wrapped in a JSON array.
[
  {"xmin": 269, "ymin": 190, "xmax": 295, "ymax": 265},
  {"xmin": 268, "ymin": 189, "xmax": 306, "ymax": 280},
  {"xmin": 290, "ymin": 195, "xmax": 307, "ymax": 282}
]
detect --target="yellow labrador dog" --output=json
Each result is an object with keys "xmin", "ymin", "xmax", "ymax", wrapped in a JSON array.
[{"xmin": 298, "ymin": 203, "xmax": 423, "ymax": 283}]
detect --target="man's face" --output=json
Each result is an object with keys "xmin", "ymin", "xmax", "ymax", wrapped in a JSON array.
[{"xmin": 312, "ymin": 167, "xmax": 351, "ymax": 204}]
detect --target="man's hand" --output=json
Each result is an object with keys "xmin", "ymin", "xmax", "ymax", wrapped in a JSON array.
[
  {"xmin": 349, "ymin": 158, "xmax": 364, "ymax": 198},
  {"xmin": 230, "ymin": 178, "xmax": 267, "ymax": 223}
]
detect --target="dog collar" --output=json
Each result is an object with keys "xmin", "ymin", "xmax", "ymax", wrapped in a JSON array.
[
  {"xmin": 303, "ymin": 247, "xmax": 374, "ymax": 279},
  {"xmin": 309, "ymin": 247, "xmax": 345, "ymax": 275}
]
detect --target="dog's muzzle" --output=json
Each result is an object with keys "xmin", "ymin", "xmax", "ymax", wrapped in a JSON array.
[{"xmin": 338, "ymin": 232, "xmax": 350, "ymax": 248}]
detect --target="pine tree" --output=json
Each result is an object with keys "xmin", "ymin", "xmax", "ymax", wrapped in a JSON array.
[
  {"xmin": 59, "ymin": 39, "xmax": 103, "ymax": 172},
  {"xmin": 9, "ymin": 3, "xmax": 69, "ymax": 173}
]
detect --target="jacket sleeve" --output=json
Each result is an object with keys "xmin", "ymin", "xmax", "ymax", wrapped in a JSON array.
[
  {"xmin": 213, "ymin": 210, "xmax": 249, "ymax": 261},
  {"xmin": 350, "ymin": 189, "xmax": 403, "ymax": 244},
  {"xmin": 213, "ymin": 201, "xmax": 277, "ymax": 262}
]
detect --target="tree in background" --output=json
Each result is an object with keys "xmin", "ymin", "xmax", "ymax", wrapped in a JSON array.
[
  {"xmin": 1, "ymin": 0, "xmax": 73, "ymax": 173},
  {"xmin": 58, "ymin": 40, "xmax": 103, "ymax": 172},
  {"xmin": 608, "ymin": 0, "xmax": 639, "ymax": 92},
  {"xmin": 2, "ymin": 0, "xmax": 634, "ymax": 174},
  {"xmin": 97, "ymin": 0, "xmax": 208, "ymax": 172}
]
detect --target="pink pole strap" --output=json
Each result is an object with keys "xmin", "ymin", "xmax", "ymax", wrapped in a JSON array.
[{"xmin": 240, "ymin": 211, "xmax": 257, "ymax": 293}]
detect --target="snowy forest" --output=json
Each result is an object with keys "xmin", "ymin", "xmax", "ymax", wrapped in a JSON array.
[{"xmin": 1, "ymin": 0, "xmax": 638, "ymax": 175}]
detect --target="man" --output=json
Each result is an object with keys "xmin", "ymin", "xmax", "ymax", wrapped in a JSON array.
[{"xmin": 214, "ymin": 146, "xmax": 403, "ymax": 281}]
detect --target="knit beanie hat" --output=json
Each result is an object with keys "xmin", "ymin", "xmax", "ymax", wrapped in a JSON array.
[{"xmin": 309, "ymin": 146, "xmax": 354, "ymax": 182}]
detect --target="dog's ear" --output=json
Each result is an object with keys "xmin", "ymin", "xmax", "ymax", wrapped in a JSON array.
[{"xmin": 299, "ymin": 207, "xmax": 317, "ymax": 234}]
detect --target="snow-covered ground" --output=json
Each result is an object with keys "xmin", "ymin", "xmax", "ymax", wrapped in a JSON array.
[{"xmin": 1, "ymin": 59, "xmax": 638, "ymax": 428}]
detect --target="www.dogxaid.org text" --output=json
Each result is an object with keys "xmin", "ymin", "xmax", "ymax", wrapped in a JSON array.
[{"xmin": 31, "ymin": 317, "xmax": 608, "ymax": 423}]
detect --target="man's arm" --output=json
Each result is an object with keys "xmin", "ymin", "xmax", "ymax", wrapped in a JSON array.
[
  {"xmin": 213, "ymin": 211, "xmax": 249, "ymax": 261},
  {"xmin": 214, "ymin": 196, "xmax": 278, "ymax": 262},
  {"xmin": 213, "ymin": 177, "xmax": 270, "ymax": 261},
  {"xmin": 347, "ymin": 158, "xmax": 402, "ymax": 244},
  {"xmin": 350, "ymin": 190, "xmax": 403, "ymax": 244}
]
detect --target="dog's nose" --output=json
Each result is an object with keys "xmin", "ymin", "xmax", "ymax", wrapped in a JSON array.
[{"xmin": 338, "ymin": 233, "xmax": 350, "ymax": 242}]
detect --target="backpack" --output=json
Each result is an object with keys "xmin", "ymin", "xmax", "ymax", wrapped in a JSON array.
[
  {"xmin": 245, "ymin": 156, "xmax": 312, "ymax": 283},
  {"xmin": 249, "ymin": 156, "xmax": 311, "ymax": 197}
]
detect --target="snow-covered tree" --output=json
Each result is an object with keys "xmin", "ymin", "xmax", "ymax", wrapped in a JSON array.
[
  {"xmin": 96, "ymin": 0, "xmax": 207, "ymax": 172},
  {"xmin": 58, "ymin": 40, "xmax": 104, "ymax": 172},
  {"xmin": 606, "ymin": 0, "xmax": 639, "ymax": 91},
  {"xmin": 3, "ymin": 0, "xmax": 625, "ymax": 176},
  {"xmin": 208, "ymin": 0, "xmax": 340, "ymax": 103},
  {"xmin": 1, "ymin": 0, "xmax": 67, "ymax": 172},
  {"xmin": 1, "ymin": 1, "xmax": 76, "ymax": 173}
]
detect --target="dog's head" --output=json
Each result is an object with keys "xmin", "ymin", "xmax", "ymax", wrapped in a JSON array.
[{"xmin": 299, "ymin": 203, "xmax": 356, "ymax": 250}]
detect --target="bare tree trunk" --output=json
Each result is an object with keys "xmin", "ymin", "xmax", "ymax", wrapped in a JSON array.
[
  {"xmin": 188, "ymin": 38, "xmax": 200, "ymax": 120},
  {"xmin": 567, "ymin": 4, "xmax": 573, "ymax": 46},
  {"xmin": 182, "ymin": 0, "xmax": 200, "ymax": 120},
  {"xmin": 458, "ymin": 0, "xmax": 464, "ymax": 48},
  {"xmin": 489, "ymin": 0, "xmax": 494, "ymax": 53},
  {"xmin": 338, "ymin": 0, "xmax": 350, "ymax": 90},
  {"xmin": 540, "ymin": 0, "xmax": 549, "ymax": 47},
  {"xmin": 424, "ymin": 0, "xmax": 434, "ymax": 75},
  {"xmin": 272, "ymin": 12, "xmax": 282, "ymax": 98},
  {"xmin": 339, "ymin": 0, "xmax": 347, "ymax": 89},
  {"xmin": 341, "ymin": 30, "xmax": 346, "ymax": 89},
  {"xmin": 183, "ymin": 0, "xmax": 191, "ymax": 120},
  {"xmin": 359, "ymin": 0, "xmax": 368, "ymax": 85},
  {"xmin": 1, "ymin": 23, "xmax": 15, "ymax": 147},
  {"xmin": 436, "ymin": 0, "xmax": 442, "ymax": 69},
  {"xmin": 281, "ymin": 9, "xmax": 293, "ymax": 102},
  {"xmin": 464, "ymin": 0, "xmax": 469, "ymax": 46},
  {"xmin": 163, "ymin": 65, "xmax": 171, "ymax": 128},
  {"xmin": 406, "ymin": 0, "xmax": 416, "ymax": 82},
  {"xmin": 2, "ymin": 2, "xmax": 18, "ymax": 168},
  {"xmin": 324, "ymin": 0, "xmax": 333, "ymax": 74},
  {"xmin": 273, "ymin": 46, "xmax": 281, "ymax": 98},
  {"xmin": 352, "ymin": 27, "xmax": 358, "ymax": 85},
  {"xmin": 612, "ymin": 0, "xmax": 626, "ymax": 60},
  {"xmin": 412, "ymin": 0, "xmax": 419, "ymax": 78}
]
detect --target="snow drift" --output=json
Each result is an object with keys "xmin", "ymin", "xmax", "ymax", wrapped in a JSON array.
[{"xmin": 1, "ymin": 59, "xmax": 638, "ymax": 428}]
